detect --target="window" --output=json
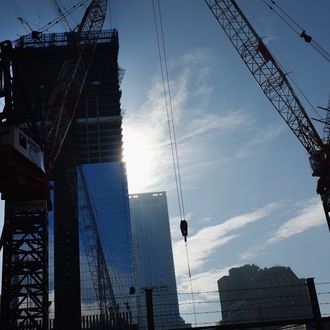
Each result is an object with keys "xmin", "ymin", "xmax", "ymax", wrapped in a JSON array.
[{"xmin": 19, "ymin": 133, "xmax": 27, "ymax": 149}]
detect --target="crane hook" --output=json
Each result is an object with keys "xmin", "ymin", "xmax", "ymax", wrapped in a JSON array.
[{"xmin": 180, "ymin": 219, "xmax": 188, "ymax": 242}]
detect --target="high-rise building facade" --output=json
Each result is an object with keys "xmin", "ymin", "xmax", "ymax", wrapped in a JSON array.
[
  {"xmin": 218, "ymin": 264, "xmax": 313, "ymax": 328},
  {"xmin": 10, "ymin": 30, "xmax": 137, "ymax": 328},
  {"xmin": 129, "ymin": 192, "xmax": 187, "ymax": 330}
]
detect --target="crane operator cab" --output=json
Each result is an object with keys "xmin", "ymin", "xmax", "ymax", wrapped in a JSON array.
[
  {"xmin": 310, "ymin": 151, "xmax": 330, "ymax": 211},
  {"xmin": 309, "ymin": 151, "xmax": 326, "ymax": 177},
  {"xmin": 0, "ymin": 126, "xmax": 47, "ymax": 201}
]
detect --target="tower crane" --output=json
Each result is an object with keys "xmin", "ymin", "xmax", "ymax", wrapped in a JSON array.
[
  {"xmin": 0, "ymin": 0, "xmax": 108, "ymax": 329},
  {"xmin": 17, "ymin": 17, "xmax": 42, "ymax": 39},
  {"xmin": 204, "ymin": 0, "xmax": 330, "ymax": 231},
  {"xmin": 49, "ymin": 0, "xmax": 72, "ymax": 33}
]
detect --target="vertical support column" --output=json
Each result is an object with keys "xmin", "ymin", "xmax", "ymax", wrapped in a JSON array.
[
  {"xmin": 306, "ymin": 277, "xmax": 322, "ymax": 330},
  {"xmin": 54, "ymin": 146, "xmax": 81, "ymax": 330},
  {"xmin": 145, "ymin": 288, "xmax": 155, "ymax": 330},
  {"xmin": 1, "ymin": 200, "xmax": 49, "ymax": 330}
]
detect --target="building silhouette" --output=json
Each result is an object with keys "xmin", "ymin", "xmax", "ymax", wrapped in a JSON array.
[
  {"xmin": 129, "ymin": 192, "xmax": 187, "ymax": 329},
  {"xmin": 9, "ymin": 30, "xmax": 137, "ymax": 328},
  {"xmin": 218, "ymin": 265, "xmax": 313, "ymax": 329}
]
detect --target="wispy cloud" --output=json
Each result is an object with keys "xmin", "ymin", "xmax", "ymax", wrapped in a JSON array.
[
  {"xmin": 267, "ymin": 197, "xmax": 324, "ymax": 244},
  {"xmin": 179, "ymin": 266, "xmax": 235, "ymax": 298},
  {"xmin": 174, "ymin": 197, "xmax": 325, "ymax": 324},
  {"xmin": 239, "ymin": 197, "xmax": 324, "ymax": 261},
  {"xmin": 177, "ymin": 265, "xmax": 240, "ymax": 328},
  {"xmin": 173, "ymin": 202, "xmax": 279, "ymax": 278},
  {"xmin": 123, "ymin": 48, "xmax": 281, "ymax": 194}
]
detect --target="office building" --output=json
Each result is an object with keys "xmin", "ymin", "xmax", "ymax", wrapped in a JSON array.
[
  {"xmin": 218, "ymin": 264, "xmax": 313, "ymax": 329},
  {"xmin": 10, "ymin": 30, "xmax": 136, "ymax": 328},
  {"xmin": 129, "ymin": 192, "xmax": 187, "ymax": 329}
]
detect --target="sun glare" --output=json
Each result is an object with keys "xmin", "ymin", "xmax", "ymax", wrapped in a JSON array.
[{"xmin": 123, "ymin": 129, "xmax": 155, "ymax": 193}]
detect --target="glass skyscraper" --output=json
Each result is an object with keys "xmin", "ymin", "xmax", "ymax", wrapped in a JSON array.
[
  {"xmin": 129, "ymin": 192, "xmax": 187, "ymax": 329},
  {"xmin": 79, "ymin": 162, "xmax": 136, "ymax": 321}
]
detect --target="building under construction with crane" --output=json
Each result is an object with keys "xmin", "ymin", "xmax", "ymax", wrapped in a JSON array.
[
  {"xmin": 0, "ymin": 0, "xmax": 137, "ymax": 328},
  {"xmin": 1, "ymin": 0, "xmax": 330, "ymax": 329}
]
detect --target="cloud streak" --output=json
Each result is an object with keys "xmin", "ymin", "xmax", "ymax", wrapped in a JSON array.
[
  {"xmin": 267, "ymin": 197, "xmax": 324, "ymax": 244},
  {"xmin": 239, "ymin": 197, "xmax": 325, "ymax": 261},
  {"xmin": 123, "ymin": 48, "xmax": 281, "ymax": 194},
  {"xmin": 173, "ymin": 202, "xmax": 279, "ymax": 278}
]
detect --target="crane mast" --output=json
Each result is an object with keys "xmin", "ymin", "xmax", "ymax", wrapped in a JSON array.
[
  {"xmin": 204, "ymin": 0, "xmax": 330, "ymax": 229},
  {"xmin": 0, "ymin": 0, "xmax": 109, "ymax": 329}
]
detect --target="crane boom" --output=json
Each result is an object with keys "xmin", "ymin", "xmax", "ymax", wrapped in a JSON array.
[
  {"xmin": 17, "ymin": 17, "xmax": 34, "ymax": 34},
  {"xmin": 204, "ymin": 0, "xmax": 324, "ymax": 155},
  {"xmin": 41, "ymin": 0, "xmax": 108, "ymax": 174},
  {"xmin": 205, "ymin": 0, "xmax": 330, "ymax": 231},
  {"xmin": 49, "ymin": 0, "xmax": 71, "ymax": 33}
]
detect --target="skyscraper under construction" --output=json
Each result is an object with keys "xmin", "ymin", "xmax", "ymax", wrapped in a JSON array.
[{"xmin": 3, "ymin": 29, "xmax": 136, "ymax": 329}]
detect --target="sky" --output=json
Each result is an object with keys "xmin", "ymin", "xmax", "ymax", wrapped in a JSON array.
[{"xmin": 1, "ymin": 0, "xmax": 330, "ymax": 327}]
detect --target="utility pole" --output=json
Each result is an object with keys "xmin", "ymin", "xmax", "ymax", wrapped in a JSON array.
[
  {"xmin": 306, "ymin": 278, "xmax": 322, "ymax": 330},
  {"xmin": 145, "ymin": 288, "xmax": 155, "ymax": 330}
]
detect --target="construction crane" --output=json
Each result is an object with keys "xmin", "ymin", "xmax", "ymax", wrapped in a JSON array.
[
  {"xmin": 49, "ymin": 0, "xmax": 72, "ymax": 32},
  {"xmin": 77, "ymin": 165, "xmax": 118, "ymax": 316},
  {"xmin": 0, "ymin": 0, "xmax": 108, "ymax": 329},
  {"xmin": 59, "ymin": 135, "xmax": 119, "ymax": 317},
  {"xmin": 17, "ymin": 17, "xmax": 42, "ymax": 39},
  {"xmin": 204, "ymin": 0, "xmax": 330, "ymax": 231}
]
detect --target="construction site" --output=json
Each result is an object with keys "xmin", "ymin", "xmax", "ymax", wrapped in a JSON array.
[{"xmin": 0, "ymin": 0, "xmax": 330, "ymax": 330}]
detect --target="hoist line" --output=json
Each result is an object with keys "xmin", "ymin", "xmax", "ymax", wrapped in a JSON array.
[
  {"xmin": 261, "ymin": 0, "xmax": 300, "ymax": 35},
  {"xmin": 185, "ymin": 240, "xmax": 197, "ymax": 327},
  {"xmin": 262, "ymin": 0, "xmax": 330, "ymax": 62},
  {"xmin": 310, "ymin": 40, "xmax": 330, "ymax": 63},
  {"xmin": 151, "ymin": 0, "xmax": 183, "ymax": 221},
  {"xmin": 39, "ymin": 0, "xmax": 90, "ymax": 33},
  {"xmin": 289, "ymin": 74, "xmax": 322, "ymax": 120},
  {"xmin": 151, "ymin": 0, "xmax": 197, "ymax": 324},
  {"xmin": 244, "ymin": 0, "xmax": 322, "ymax": 119},
  {"xmin": 156, "ymin": 0, "xmax": 186, "ymax": 219},
  {"xmin": 238, "ymin": 1, "xmax": 321, "ymax": 120},
  {"xmin": 268, "ymin": 0, "xmax": 304, "ymax": 31},
  {"xmin": 151, "ymin": 0, "xmax": 184, "ymax": 221}
]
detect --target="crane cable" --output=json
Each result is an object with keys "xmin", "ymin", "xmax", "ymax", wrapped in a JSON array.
[
  {"xmin": 28, "ymin": 0, "xmax": 90, "ymax": 35},
  {"xmin": 262, "ymin": 0, "xmax": 330, "ymax": 62},
  {"xmin": 152, "ymin": 1, "xmax": 185, "ymax": 222},
  {"xmin": 151, "ymin": 0, "xmax": 197, "ymax": 326}
]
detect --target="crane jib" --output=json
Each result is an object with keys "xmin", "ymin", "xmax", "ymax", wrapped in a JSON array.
[
  {"xmin": 205, "ymin": 0, "xmax": 330, "ymax": 231},
  {"xmin": 204, "ymin": 0, "xmax": 323, "ymax": 154}
]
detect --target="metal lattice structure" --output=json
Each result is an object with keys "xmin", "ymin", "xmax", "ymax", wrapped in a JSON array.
[
  {"xmin": 1, "ymin": 202, "xmax": 48, "ymax": 329},
  {"xmin": 205, "ymin": 0, "xmax": 330, "ymax": 229},
  {"xmin": 0, "ymin": 1, "xmax": 108, "ymax": 329},
  {"xmin": 77, "ymin": 165, "xmax": 118, "ymax": 316},
  {"xmin": 204, "ymin": 0, "xmax": 323, "ymax": 154},
  {"xmin": 41, "ymin": 0, "xmax": 109, "ymax": 174}
]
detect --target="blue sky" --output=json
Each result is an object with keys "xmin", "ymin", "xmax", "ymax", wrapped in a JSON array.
[{"xmin": 1, "ymin": 0, "xmax": 330, "ymax": 327}]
